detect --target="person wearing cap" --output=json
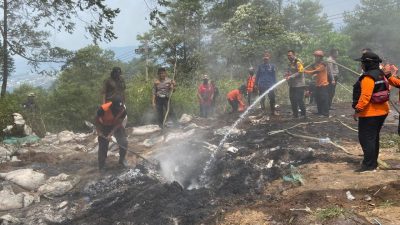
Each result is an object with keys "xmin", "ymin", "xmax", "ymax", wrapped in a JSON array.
[
  {"xmin": 197, "ymin": 74, "xmax": 214, "ymax": 118},
  {"xmin": 352, "ymin": 51, "xmax": 389, "ymax": 173},
  {"xmin": 304, "ymin": 50, "xmax": 330, "ymax": 117},
  {"xmin": 326, "ymin": 48, "xmax": 340, "ymax": 110},
  {"xmin": 210, "ymin": 80, "xmax": 219, "ymax": 115},
  {"xmin": 95, "ymin": 96, "xmax": 129, "ymax": 170},
  {"xmin": 246, "ymin": 67, "xmax": 256, "ymax": 105},
  {"xmin": 102, "ymin": 67, "xmax": 126, "ymax": 104},
  {"xmin": 255, "ymin": 51, "xmax": 278, "ymax": 116},
  {"xmin": 285, "ymin": 50, "xmax": 306, "ymax": 119},
  {"xmin": 152, "ymin": 67, "xmax": 177, "ymax": 127},
  {"xmin": 227, "ymin": 85, "xmax": 247, "ymax": 113}
]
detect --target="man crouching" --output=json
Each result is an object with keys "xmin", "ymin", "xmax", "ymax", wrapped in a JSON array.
[{"xmin": 95, "ymin": 96, "xmax": 128, "ymax": 170}]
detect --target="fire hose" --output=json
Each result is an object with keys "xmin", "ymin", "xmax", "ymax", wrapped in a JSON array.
[{"xmin": 98, "ymin": 134, "xmax": 160, "ymax": 169}]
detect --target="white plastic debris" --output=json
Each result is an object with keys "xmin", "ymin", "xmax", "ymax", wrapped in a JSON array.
[
  {"xmin": 364, "ymin": 195, "xmax": 372, "ymax": 201},
  {"xmin": 38, "ymin": 173, "xmax": 80, "ymax": 197},
  {"xmin": 270, "ymin": 146, "xmax": 280, "ymax": 152},
  {"xmin": 318, "ymin": 137, "xmax": 331, "ymax": 145},
  {"xmin": 57, "ymin": 201, "xmax": 68, "ymax": 209},
  {"xmin": 227, "ymin": 146, "xmax": 238, "ymax": 153},
  {"xmin": 0, "ymin": 169, "xmax": 46, "ymax": 191},
  {"xmin": 266, "ymin": 160, "xmax": 274, "ymax": 168},
  {"xmin": 132, "ymin": 125, "xmax": 161, "ymax": 135},
  {"xmin": 346, "ymin": 191, "xmax": 355, "ymax": 200},
  {"xmin": 179, "ymin": 114, "xmax": 193, "ymax": 124}
]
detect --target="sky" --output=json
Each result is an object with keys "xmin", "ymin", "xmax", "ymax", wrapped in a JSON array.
[
  {"xmin": 10, "ymin": 0, "xmax": 361, "ymax": 89},
  {"xmin": 49, "ymin": 0, "xmax": 360, "ymax": 51}
]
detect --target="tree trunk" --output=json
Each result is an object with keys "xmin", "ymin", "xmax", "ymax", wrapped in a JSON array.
[{"xmin": 1, "ymin": 0, "xmax": 8, "ymax": 98}]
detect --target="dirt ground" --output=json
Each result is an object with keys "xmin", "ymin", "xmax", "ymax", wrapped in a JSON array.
[{"xmin": 1, "ymin": 102, "xmax": 400, "ymax": 225}]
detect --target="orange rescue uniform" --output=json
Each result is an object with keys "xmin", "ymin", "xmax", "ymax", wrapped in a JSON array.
[
  {"xmin": 227, "ymin": 89, "xmax": 246, "ymax": 111},
  {"xmin": 304, "ymin": 63, "xmax": 329, "ymax": 87},
  {"xmin": 247, "ymin": 75, "xmax": 256, "ymax": 93},
  {"xmin": 355, "ymin": 76, "xmax": 389, "ymax": 117}
]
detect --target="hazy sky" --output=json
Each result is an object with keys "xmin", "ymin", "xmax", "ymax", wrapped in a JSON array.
[{"xmin": 50, "ymin": 0, "xmax": 360, "ymax": 50}]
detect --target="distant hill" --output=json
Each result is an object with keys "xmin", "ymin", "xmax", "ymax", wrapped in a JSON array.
[{"xmin": 8, "ymin": 46, "xmax": 138, "ymax": 92}]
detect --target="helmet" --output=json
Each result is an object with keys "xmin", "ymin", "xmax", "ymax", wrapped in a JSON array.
[
  {"xmin": 313, "ymin": 50, "xmax": 324, "ymax": 57},
  {"xmin": 202, "ymin": 74, "xmax": 209, "ymax": 80}
]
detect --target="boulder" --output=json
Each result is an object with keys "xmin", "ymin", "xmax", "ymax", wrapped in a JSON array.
[
  {"xmin": 132, "ymin": 125, "xmax": 161, "ymax": 135},
  {"xmin": 179, "ymin": 114, "xmax": 193, "ymax": 124},
  {"xmin": 165, "ymin": 129, "xmax": 195, "ymax": 143},
  {"xmin": 0, "ymin": 169, "xmax": 46, "ymax": 191},
  {"xmin": 141, "ymin": 136, "xmax": 164, "ymax": 147},
  {"xmin": 38, "ymin": 173, "xmax": 80, "ymax": 197},
  {"xmin": 0, "ymin": 214, "xmax": 21, "ymax": 224},
  {"xmin": 57, "ymin": 130, "xmax": 75, "ymax": 143},
  {"xmin": 0, "ymin": 185, "xmax": 38, "ymax": 211}
]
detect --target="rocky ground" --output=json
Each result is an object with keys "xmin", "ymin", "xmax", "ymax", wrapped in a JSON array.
[{"xmin": 1, "ymin": 102, "xmax": 400, "ymax": 225}]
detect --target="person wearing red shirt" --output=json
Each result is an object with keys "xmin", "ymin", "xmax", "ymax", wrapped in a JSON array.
[{"xmin": 197, "ymin": 75, "xmax": 214, "ymax": 118}]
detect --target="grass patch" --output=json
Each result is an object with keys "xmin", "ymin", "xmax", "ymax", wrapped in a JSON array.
[
  {"xmin": 379, "ymin": 200, "xmax": 396, "ymax": 208},
  {"xmin": 315, "ymin": 206, "xmax": 345, "ymax": 221},
  {"xmin": 380, "ymin": 133, "xmax": 400, "ymax": 150}
]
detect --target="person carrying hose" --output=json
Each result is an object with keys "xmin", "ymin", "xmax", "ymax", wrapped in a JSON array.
[
  {"xmin": 285, "ymin": 50, "xmax": 306, "ymax": 119},
  {"xmin": 352, "ymin": 51, "xmax": 389, "ymax": 173},
  {"xmin": 95, "ymin": 96, "xmax": 129, "ymax": 171},
  {"xmin": 304, "ymin": 50, "xmax": 330, "ymax": 117},
  {"xmin": 227, "ymin": 85, "xmax": 247, "ymax": 113}
]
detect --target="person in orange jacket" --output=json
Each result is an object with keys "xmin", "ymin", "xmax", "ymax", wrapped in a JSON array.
[
  {"xmin": 382, "ymin": 63, "xmax": 400, "ymax": 134},
  {"xmin": 227, "ymin": 85, "xmax": 247, "ymax": 113},
  {"xmin": 95, "ymin": 96, "xmax": 129, "ymax": 170},
  {"xmin": 352, "ymin": 51, "xmax": 389, "ymax": 173},
  {"xmin": 304, "ymin": 50, "xmax": 330, "ymax": 117},
  {"xmin": 246, "ymin": 67, "xmax": 256, "ymax": 105}
]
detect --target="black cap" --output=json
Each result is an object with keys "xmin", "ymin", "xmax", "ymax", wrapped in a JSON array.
[
  {"xmin": 111, "ymin": 96, "xmax": 123, "ymax": 108},
  {"xmin": 354, "ymin": 52, "xmax": 382, "ymax": 63}
]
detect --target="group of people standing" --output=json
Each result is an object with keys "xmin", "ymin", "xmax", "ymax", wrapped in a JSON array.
[{"xmin": 226, "ymin": 49, "xmax": 341, "ymax": 119}]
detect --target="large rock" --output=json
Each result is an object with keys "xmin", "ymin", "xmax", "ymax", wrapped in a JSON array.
[
  {"xmin": 132, "ymin": 125, "xmax": 161, "ymax": 135},
  {"xmin": 179, "ymin": 114, "xmax": 193, "ymax": 124},
  {"xmin": 0, "ymin": 169, "xmax": 46, "ymax": 191},
  {"xmin": 0, "ymin": 146, "xmax": 11, "ymax": 162},
  {"xmin": 0, "ymin": 185, "xmax": 38, "ymax": 211},
  {"xmin": 57, "ymin": 131, "xmax": 75, "ymax": 143},
  {"xmin": 165, "ymin": 129, "xmax": 195, "ymax": 143},
  {"xmin": 0, "ymin": 214, "xmax": 21, "ymax": 224},
  {"xmin": 38, "ymin": 173, "xmax": 80, "ymax": 197}
]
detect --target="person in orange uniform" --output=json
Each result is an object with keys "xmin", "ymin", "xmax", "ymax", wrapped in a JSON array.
[
  {"xmin": 197, "ymin": 74, "xmax": 214, "ymax": 118},
  {"xmin": 95, "ymin": 96, "xmax": 129, "ymax": 170},
  {"xmin": 352, "ymin": 52, "xmax": 389, "ymax": 173},
  {"xmin": 382, "ymin": 63, "xmax": 400, "ymax": 134},
  {"xmin": 227, "ymin": 85, "xmax": 247, "ymax": 113},
  {"xmin": 246, "ymin": 67, "xmax": 256, "ymax": 105},
  {"xmin": 304, "ymin": 50, "xmax": 330, "ymax": 117}
]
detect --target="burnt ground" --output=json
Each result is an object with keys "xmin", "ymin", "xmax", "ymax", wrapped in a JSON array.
[{"xmin": 1, "ymin": 102, "xmax": 400, "ymax": 225}]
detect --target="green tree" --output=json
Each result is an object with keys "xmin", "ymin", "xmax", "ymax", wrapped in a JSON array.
[
  {"xmin": 43, "ymin": 45, "xmax": 116, "ymax": 131},
  {"xmin": 140, "ymin": 0, "xmax": 205, "ymax": 83},
  {"xmin": 0, "ymin": 0, "xmax": 120, "ymax": 97},
  {"xmin": 343, "ymin": 0, "xmax": 400, "ymax": 61}
]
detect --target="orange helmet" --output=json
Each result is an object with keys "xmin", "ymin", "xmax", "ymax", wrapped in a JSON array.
[{"xmin": 313, "ymin": 50, "xmax": 324, "ymax": 57}]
